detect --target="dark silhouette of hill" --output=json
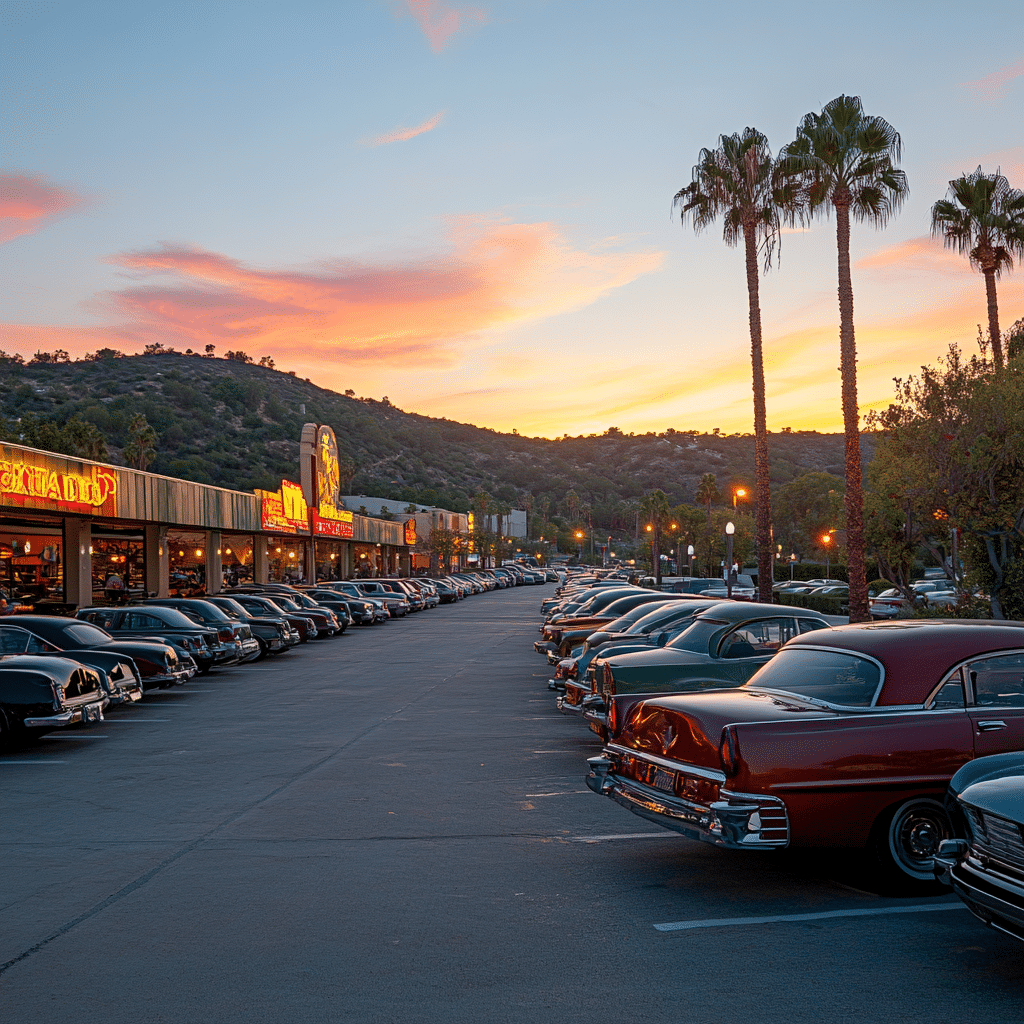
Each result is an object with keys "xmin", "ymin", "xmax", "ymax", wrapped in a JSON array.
[{"xmin": 0, "ymin": 353, "xmax": 868, "ymax": 524}]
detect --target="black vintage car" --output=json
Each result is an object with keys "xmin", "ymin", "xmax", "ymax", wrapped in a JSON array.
[
  {"xmin": 76, "ymin": 606, "xmax": 231, "ymax": 672},
  {"xmin": 203, "ymin": 596, "xmax": 300, "ymax": 655},
  {"xmin": 0, "ymin": 623, "xmax": 143, "ymax": 705},
  {"xmin": 935, "ymin": 748, "xmax": 1024, "ymax": 942},
  {"xmin": 7, "ymin": 615, "xmax": 192, "ymax": 689},
  {"xmin": 225, "ymin": 592, "xmax": 318, "ymax": 641},
  {"xmin": 142, "ymin": 598, "xmax": 262, "ymax": 662},
  {"xmin": 0, "ymin": 656, "xmax": 106, "ymax": 746}
]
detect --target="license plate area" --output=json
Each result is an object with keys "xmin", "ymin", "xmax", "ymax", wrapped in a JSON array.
[{"xmin": 650, "ymin": 766, "xmax": 676, "ymax": 794}]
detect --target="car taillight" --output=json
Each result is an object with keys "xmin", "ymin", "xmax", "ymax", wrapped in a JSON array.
[
  {"xmin": 607, "ymin": 698, "xmax": 619, "ymax": 738},
  {"xmin": 719, "ymin": 726, "xmax": 741, "ymax": 776},
  {"xmin": 218, "ymin": 628, "xmax": 233, "ymax": 642}
]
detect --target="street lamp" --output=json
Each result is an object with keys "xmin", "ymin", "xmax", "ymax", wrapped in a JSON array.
[
  {"xmin": 575, "ymin": 530, "xmax": 584, "ymax": 563},
  {"xmin": 821, "ymin": 532, "xmax": 833, "ymax": 579},
  {"xmin": 725, "ymin": 521, "xmax": 736, "ymax": 598},
  {"xmin": 687, "ymin": 544, "xmax": 694, "ymax": 577},
  {"xmin": 733, "ymin": 487, "xmax": 747, "ymax": 509}
]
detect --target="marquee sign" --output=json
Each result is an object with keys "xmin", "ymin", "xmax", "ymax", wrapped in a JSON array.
[
  {"xmin": 404, "ymin": 519, "xmax": 417, "ymax": 545},
  {"xmin": 312, "ymin": 425, "xmax": 353, "ymax": 538},
  {"xmin": 0, "ymin": 455, "xmax": 118, "ymax": 514},
  {"xmin": 256, "ymin": 480, "xmax": 309, "ymax": 534}
]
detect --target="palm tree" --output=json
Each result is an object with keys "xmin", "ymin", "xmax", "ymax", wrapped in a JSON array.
[
  {"xmin": 675, "ymin": 128, "xmax": 797, "ymax": 603},
  {"xmin": 780, "ymin": 95, "xmax": 909, "ymax": 622},
  {"xmin": 930, "ymin": 167, "xmax": 1024, "ymax": 370},
  {"xmin": 640, "ymin": 490, "xmax": 670, "ymax": 586}
]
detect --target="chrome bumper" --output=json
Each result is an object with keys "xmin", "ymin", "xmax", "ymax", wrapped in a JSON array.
[
  {"xmin": 935, "ymin": 841, "xmax": 1024, "ymax": 942},
  {"xmin": 25, "ymin": 699, "xmax": 105, "ymax": 728},
  {"xmin": 148, "ymin": 666, "xmax": 193, "ymax": 686},
  {"xmin": 586, "ymin": 752, "xmax": 789, "ymax": 850}
]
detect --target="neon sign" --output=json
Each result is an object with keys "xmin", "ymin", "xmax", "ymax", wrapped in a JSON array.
[
  {"xmin": 257, "ymin": 480, "xmax": 309, "ymax": 534},
  {"xmin": 313, "ymin": 425, "xmax": 354, "ymax": 537},
  {"xmin": 0, "ymin": 457, "xmax": 118, "ymax": 512}
]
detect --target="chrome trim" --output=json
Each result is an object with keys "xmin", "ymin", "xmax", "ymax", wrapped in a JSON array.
[{"xmin": 604, "ymin": 743, "xmax": 726, "ymax": 783}]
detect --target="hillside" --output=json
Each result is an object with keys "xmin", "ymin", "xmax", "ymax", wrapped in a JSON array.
[{"xmin": 0, "ymin": 353, "xmax": 869, "ymax": 526}]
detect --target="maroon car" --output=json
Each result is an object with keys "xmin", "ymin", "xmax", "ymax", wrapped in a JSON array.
[{"xmin": 586, "ymin": 620, "xmax": 1024, "ymax": 884}]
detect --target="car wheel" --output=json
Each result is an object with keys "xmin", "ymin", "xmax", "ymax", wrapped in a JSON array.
[{"xmin": 874, "ymin": 797, "xmax": 953, "ymax": 885}]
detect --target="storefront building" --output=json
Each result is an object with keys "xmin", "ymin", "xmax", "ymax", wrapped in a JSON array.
[{"xmin": 1, "ymin": 425, "xmax": 408, "ymax": 611}]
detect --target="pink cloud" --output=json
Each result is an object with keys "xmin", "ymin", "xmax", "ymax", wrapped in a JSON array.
[
  {"xmin": 855, "ymin": 235, "xmax": 968, "ymax": 273},
  {"xmin": 0, "ymin": 172, "xmax": 88, "ymax": 244},
  {"xmin": 961, "ymin": 59, "xmax": 1024, "ymax": 103},
  {"xmin": 403, "ymin": 0, "xmax": 485, "ymax": 52},
  {"xmin": 2, "ymin": 217, "xmax": 664, "ymax": 369},
  {"xmin": 361, "ymin": 110, "xmax": 445, "ymax": 147}
]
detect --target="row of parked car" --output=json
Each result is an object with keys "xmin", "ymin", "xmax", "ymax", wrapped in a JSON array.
[
  {"xmin": 0, "ymin": 565, "xmax": 552, "ymax": 749},
  {"xmin": 539, "ymin": 567, "xmax": 1024, "ymax": 942}
]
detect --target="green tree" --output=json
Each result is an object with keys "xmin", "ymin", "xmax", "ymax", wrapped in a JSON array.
[
  {"xmin": 639, "ymin": 489, "xmax": 671, "ymax": 584},
  {"xmin": 10, "ymin": 413, "xmax": 108, "ymax": 460},
  {"xmin": 930, "ymin": 166, "xmax": 1024, "ymax": 370},
  {"xmin": 124, "ymin": 414, "xmax": 157, "ymax": 470},
  {"xmin": 675, "ymin": 128, "xmax": 798, "ymax": 602},
  {"xmin": 866, "ymin": 344, "xmax": 1024, "ymax": 618},
  {"xmin": 781, "ymin": 95, "xmax": 909, "ymax": 622}
]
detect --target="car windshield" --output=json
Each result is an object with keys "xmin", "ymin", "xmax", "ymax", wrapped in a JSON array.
[
  {"xmin": 628, "ymin": 603, "xmax": 697, "ymax": 633},
  {"xmin": 743, "ymin": 647, "xmax": 882, "ymax": 706},
  {"xmin": 272, "ymin": 596, "xmax": 300, "ymax": 611},
  {"xmin": 212, "ymin": 598, "xmax": 248, "ymax": 619},
  {"xmin": 62, "ymin": 622, "xmax": 115, "ymax": 646}
]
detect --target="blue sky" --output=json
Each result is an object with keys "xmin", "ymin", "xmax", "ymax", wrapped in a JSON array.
[{"xmin": 2, "ymin": 0, "xmax": 1022, "ymax": 437}]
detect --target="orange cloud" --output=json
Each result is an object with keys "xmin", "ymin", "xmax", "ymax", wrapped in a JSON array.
[
  {"xmin": 0, "ymin": 172, "xmax": 88, "ymax": 244},
  {"xmin": 961, "ymin": 59, "xmax": 1024, "ymax": 103},
  {"xmin": 855, "ymin": 235, "xmax": 967, "ymax": 274},
  {"xmin": 2, "ymin": 216, "xmax": 664, "ymax": 370},
  {"xmin": 403, "ymin": 0, "xmax": 485, "ymax": 52},
  {"xmin": 361, "ymin": 110, "xmax": 445, "ymax": 147}
]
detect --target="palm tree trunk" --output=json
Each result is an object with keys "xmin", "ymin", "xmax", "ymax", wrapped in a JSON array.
[
  {"xmin": 834, "ymin": 197, "xmax": 869, "ymax": 622},
  {"xmin": 983, "ymin": 261, "xmax": 1004, "ymax": 369},
  {"xmin": 743, "ymin": 223, "xmax": 774, "ymax": 602}
]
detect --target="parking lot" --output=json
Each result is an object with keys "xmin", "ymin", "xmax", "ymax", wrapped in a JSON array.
[{"xmin": 3, "ymin": 585, "xmax": 1022, "ymax": 1023}]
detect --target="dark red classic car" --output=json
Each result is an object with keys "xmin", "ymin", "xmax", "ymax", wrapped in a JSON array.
[{"xmin": 586, "ymin": 620, "xmax": 1024, "ymax": 884}]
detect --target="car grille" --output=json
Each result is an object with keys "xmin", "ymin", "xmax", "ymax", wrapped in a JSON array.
[{"xmin": 965, "ymin": 805, "xmax": 1024, "ymax": 875}]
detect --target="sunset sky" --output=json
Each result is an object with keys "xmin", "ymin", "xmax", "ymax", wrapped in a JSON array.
[{"xmin": 2, "ymin": 0, "xmax": 1022, "ymax": 438}]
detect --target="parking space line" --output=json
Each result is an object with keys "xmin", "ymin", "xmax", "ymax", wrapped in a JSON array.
[
  {"xmin": 524, "ymin": 790, "xmax": 590, "ymax": 797},
  {"xmin": 2, "ymin": 760, "xmax": 69, "ymax": 765},
  {"xmin": 572, "ymin": 832, "xmax": 671, "ymax": 842},
  {"xmin": 653, "ymin": 903, "xmax": 966, "ymax": 932},
  {"xmin": 43, "ymin": 734, "xmax": 108, "ymax": 739},
  {"xmin": 107, "ymin": 719, "xmax": 172, "ymax": 723}
]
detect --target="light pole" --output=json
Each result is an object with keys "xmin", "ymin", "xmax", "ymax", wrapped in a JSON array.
[
  {"xmin": 790, "ymin": 553, "xmax": 796, "ymax": 581},
  {"xmin": 575, "ymin": 530, "xmax": 584, "ymax": 564},
  {"xmin": 687, "ymin": 544, "xmax": 694, "ymax": 577},
  {"xmin": 733, "ymin": 487, "xmax": 747, "ymax": 510},
  {"xmin": 725, "ymin": 521, "xmax": 735, "ymax": 598},
  {"xmin": 822, "ymin": 532, "xmax": 832, "ymax": 579}
]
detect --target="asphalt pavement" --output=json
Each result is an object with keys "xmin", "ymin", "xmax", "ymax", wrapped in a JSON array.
[{"xmin": 2, "ymin": 588, "xmax": 1021, "ymax": 1023}]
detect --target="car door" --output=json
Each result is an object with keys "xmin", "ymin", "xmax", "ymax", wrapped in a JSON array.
[{"xmin": 965, "ymin": 651, "xmax": 1024, "ymax": 757}]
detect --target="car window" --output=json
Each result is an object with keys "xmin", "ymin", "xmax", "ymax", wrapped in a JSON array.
[
  {"xmin": 127, "ymin": 612, "xmax": 164, "ymax": 630},
  {"xmin": 720, "ymin": 618, "xmax": 798, "ymax": 659},
  {"xmin": 64, "ymin": 622, "xmax": 113, "ymax": 644},
  {"xmin": 929, "ymin": 674, "xmax": 966, "ymax": 709},
  {"xmin": 797, "ymin": 618, "xmax": 829, "ymax": 634},
  {"xmin": 969, "ymin": 653, "xmax": 1024, "ymax": 707},
  {"xmin": 0, "ymin": 628, "xmax": 32, "ymax": 653},
  {"xmin": 744, "ymin": 648, "xmax": 882, "ymax": 706}
]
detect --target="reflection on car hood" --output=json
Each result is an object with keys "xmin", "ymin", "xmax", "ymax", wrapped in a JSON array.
[{"xmin": 959, "ymin": 774, "xmax": 1024, "ymax": 822}]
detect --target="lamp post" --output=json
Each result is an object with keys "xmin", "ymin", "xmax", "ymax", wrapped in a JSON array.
[
  {"xmin": 687, "ymin": 544, "xmax": 694, "ymax": 577},
  {"xmin": 790, "ymin": 553, "xmax": 796, "ymax": 581},
  {"xmin": 725, "ymin": 521, "xmax": 735, "ymax": 598},
  {"xmin": 821, "ymin": 532, "xmax": 832, "ymax": 579},
  {"xmin": 733, "ymin": 487, "xmax": 747, "ymax": 510},
  {"xmin": 575, "ymin": 530, "xmax": 584, "ymax": 564}
]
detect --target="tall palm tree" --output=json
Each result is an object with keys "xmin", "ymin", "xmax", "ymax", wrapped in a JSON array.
[
  {"xmin": 930, "ymin": 166, "xmax": 1024, "ymax": 370},
  {"xmin": 780, "ymin": 95, "xmax": 909, "ymax": 622},
  {"xmin": 694, "ymin": 473, "xmax": 720, "ymax": 576},
  {"xmin": 674, "ymin": 128, "xmax": 797, "ymax": 603}
]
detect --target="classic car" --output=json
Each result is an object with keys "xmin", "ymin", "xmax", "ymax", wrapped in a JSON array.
[
  {"xmin": 0, "ymin": 623, "xmax": 143, "ymax": 704},
  {"xmin": 6, "ymin": 614, "xmax": 193, "ymax": 688},
  {"xmin": 0, "ymin": 656, "xmax": 106, "ymax": 745},
  {"xmin": 144, "ymin": 598, "xmax": 263, "ymax": 662},
  {"xmin": 259, "ymin": 589, "xmax": 343, "ymax": 636},
  {"xmin": 77, "ymin": 606, "xmax": 232, "ymax": 671},
  {"xmin": 203, "ymin": 596, "xmax": 300, "ymax": 655},
  {"xmin": 227, "ymin": 591, "xmax": 320, "ymax": 639},
  {"xmin": 585, "ymin": 603, "xmax": 832, "ymax": 707},
  {"xmin": 586, "ymin": 620, "xmax": 1024, "ymax": 885},
  {"xmin": 347, "ymin": 581, "xmax": 411, "ymax": 617},
  {"xmin": 935, "ymin": 750, "xmax": 1024, "ymax": 942}
]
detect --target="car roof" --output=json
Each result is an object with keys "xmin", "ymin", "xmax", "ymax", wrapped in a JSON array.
[
  {"xmin": 787, "ymin": 620, "xmax": 1024, "ymax": 705},
  {"xmin": 695, "ymin": 601, "xmax": 827, "ymax": 625}
]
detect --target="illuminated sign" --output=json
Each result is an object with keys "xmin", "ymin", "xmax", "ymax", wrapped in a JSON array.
[
  {"xmin": 257, "ymin": 480, "xmax": 309, "ymax": 534},
  {"xmin": 0, "ymin": 456, "xmax": 117, "ymax": 513},
  {"xmin": 312, "ymin": 425, "xmax": 354, "ymax": 537},
  {"xmin": 404, "ymin": 519, "xmax": 417, "ymax": 545}
]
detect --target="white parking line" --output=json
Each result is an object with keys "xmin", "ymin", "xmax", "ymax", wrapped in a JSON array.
[
  {"xmin": 2, "ymin": 760, "xmax": 69, "ymax": 765},
  {"xmin": 108, "ymin": 719, "xmax": 172, "ymax": 723},
  {"xmin": 524, "ymin": 790, "xmax": 590, "ymax": 797},
  {"xmin": 653, "ymin": 903, "xmax": 967, "ymax": 932},
  {"xmin": 43, "ymin": 734, "xmax": 108, "ymax": 739},
  {"xmin": 573, "ymin": 833, "xmax": 671, "ymax": 843}
]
